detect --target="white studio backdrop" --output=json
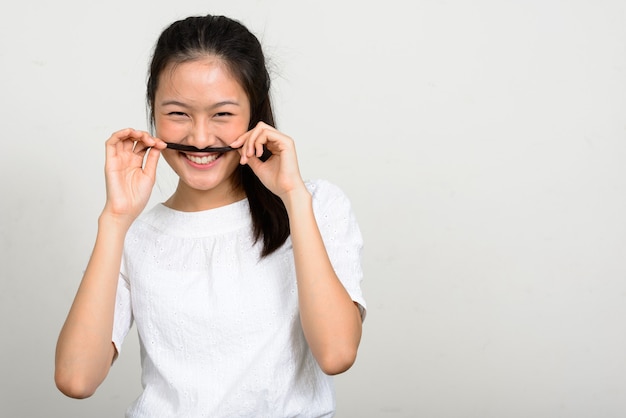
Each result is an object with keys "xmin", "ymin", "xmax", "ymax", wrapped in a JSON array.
[{"xmin": 1, "ymin": 1, "xmax": 625, "ymax": 417}]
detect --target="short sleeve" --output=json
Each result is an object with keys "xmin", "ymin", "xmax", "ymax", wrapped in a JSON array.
[
  {"xmin": 309, "ymin": 180, "xmax": 367, "ymax": 320},
  {"xmin": 112, "ymin": 268, "xmax": 134, "ymax": 355}
]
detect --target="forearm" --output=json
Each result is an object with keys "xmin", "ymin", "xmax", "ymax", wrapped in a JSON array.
[
  {"xmin": 283, "ymin": 187, "xmax": 362, "ymax": 375},
  {"xmin": 55, "ymin": 214, "xmax": 128, "ymax": 398}
]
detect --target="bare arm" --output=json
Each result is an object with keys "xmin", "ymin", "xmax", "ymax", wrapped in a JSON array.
[
  {"xmin": 283, "ymin": 188, "xmax": 363, "ymax": 375},
  {"xmin": 233, "ymin": 123, "xmax": 363, "ymax": 375},
  {"xmin": 55, "ymin": 129, "xmax": 165, "ymax": 398},
  {"xmin": 54, "ymin": 215, "xmax": 128, "ymax": 398}
]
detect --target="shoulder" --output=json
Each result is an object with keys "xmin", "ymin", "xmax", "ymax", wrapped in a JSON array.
[
  {"xmin": 305, "ymin": 179, "xmax": 349, "ymax": 202},
  {"xmin": 305, "ymin": 179, "xmax": 355, "ymax": 216},
  {"xmin": 125, "ymin": 204, "xmax": 179, "ymax": 243},
  {"xmin": 127, "ymin": 204, "xmax": 167, "ymax": 234}
]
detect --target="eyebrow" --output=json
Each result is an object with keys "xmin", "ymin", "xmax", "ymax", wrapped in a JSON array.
[{"xmin": 159, "ymin": 100, "xmax": 241, "ymax": 109}]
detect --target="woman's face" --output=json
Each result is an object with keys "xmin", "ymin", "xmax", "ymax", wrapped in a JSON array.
[{"xmin": 154, "ymin": 57, "xmax": 251, "ymax": 207}]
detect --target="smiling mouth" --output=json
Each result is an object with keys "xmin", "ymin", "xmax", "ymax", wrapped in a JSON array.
[
  {"xmin": 185, "ymin": 153, "xmax": 221, "ymax": 165},
  {"xmin": 165, "ymin": 142, "xmax": 272, "ymax": 163}
]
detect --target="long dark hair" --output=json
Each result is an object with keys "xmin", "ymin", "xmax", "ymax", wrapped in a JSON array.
[{"xmin": 147, "ymin": 15, "xmax": 289, "ymax": 257}]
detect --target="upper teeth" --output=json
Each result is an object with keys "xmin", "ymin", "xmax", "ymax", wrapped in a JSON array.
[{"xmin": 186, "ymin": 154, "xmax": 219, "ymax": 164}]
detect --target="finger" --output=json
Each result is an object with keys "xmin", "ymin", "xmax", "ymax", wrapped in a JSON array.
[
  {"xmin": 105, "ymin": 129, "xmax": 153, "ymax": 165},
  {"xmin": 246, "ymin": 123, "xmax": 269, "ymax": 154},
  {"xmin": 106, "ymin": 128, "xmax": 134, "ymax": 144},
  {"xmin": 255, "ymin": 136, "xmax": 266, "ymax": 159},
  {"xmin": 107, "ymin": 128, "xmax": 139, "ymax": 146},
  {"xmin": 245, "ymin": 128, "xmax": 260, "ymax": 158},
  {"xmin": 131, "ymin": 131, "xmax": 161, "ymax": 155},
  {"xmin": 152, "ymin": 136, "xmax": 168, "ymax": 150},
  {"xmin": 230, "ymin": 131, "xmax": 253, "ymax": 164},
  {"xmin": 143, "ymin": 147, "xmax": 161, "ymax": 179},
  {"xmin": 108, "ymin": 128, "xmax": 157, "ymax": 148},
  {"xmin": 249, "ymin": 126, "xmax": 277, "ymax": 157},
  {"xmin": 245, "ymin": 125, "xmax": 267, "ymax": 158},
  {"xmin": 132, "ymin": 140, "xmax": 151, "ymax": 155},
  {"xmin": 245, "ymin": 153, "xmax": 263, "ymax": 172},
  {"xmin": 134, "ymin": 130, "xmax": 159, "ymax": 149},
  {"xmin": 105, "ymin": 130, "xmax": 132, "ymax": 161},
  {"xmin": 229, "ymin": 130, "xmax": 250, "ymax": 150},
  {"xmin": 124, "ymin": 138, "xmax": 137, "ymax": 153}
]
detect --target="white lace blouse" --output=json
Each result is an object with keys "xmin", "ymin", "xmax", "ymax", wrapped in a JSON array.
[{"xmin": 112, "ymin": 179, "xmax": 366, "ymax": 418}]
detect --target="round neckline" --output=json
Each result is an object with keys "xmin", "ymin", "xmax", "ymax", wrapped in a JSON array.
[{"xmin": 137, "ymin": 198, "xmax": 252, "ymax": 238}]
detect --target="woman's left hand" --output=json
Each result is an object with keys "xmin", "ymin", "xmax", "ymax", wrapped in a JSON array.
[{"xmin": 230, "ymin": 122, "xmax": 306, "ymax": 200}]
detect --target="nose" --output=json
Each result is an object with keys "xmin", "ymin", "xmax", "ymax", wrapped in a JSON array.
[{"xmin": 186, "ymin": 119, "xmax": 219, "ymax": 149}]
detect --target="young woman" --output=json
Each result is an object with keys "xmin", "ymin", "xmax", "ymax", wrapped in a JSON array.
[{"xmin": 55, "ymin": 14, "xmax": 366, "ymax": 417}]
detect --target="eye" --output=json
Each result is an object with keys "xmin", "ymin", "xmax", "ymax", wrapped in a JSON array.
[
  {"xmin": 215, "ymin": 112, "xmax": 233, "ymax": 118},
  {"xmin": 168, "ymin": 111, "xmax": 188, "ymax": 117}
]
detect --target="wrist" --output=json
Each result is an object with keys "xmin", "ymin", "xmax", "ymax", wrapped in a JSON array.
[
  {"xmin": 280, "ymin": 185, "xmax": 312, "ymax": 215},
  {"xmin": 98, "ymin": 210, "xmax": 134, "ymax": 233}
]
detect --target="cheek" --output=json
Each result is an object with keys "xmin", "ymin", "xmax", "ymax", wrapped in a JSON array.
[
  {"xmin": 217, "ymin": 120, "xmax": 250, "ymax": 141},
  {"xmin": 155, "ymin": 120, "xmax": 185, "ymax": 141}
]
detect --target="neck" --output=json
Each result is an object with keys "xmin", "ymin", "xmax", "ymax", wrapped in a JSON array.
[{"xmin": 164, "ymin": 181, "xmax": 246, "ymax": 212}]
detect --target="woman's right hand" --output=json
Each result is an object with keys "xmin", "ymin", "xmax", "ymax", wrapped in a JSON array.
[
  {"xmin": 56, "ymin": 127, "xmax": 165, "ymax": 398},
  {"xmin": 102, "ymin": 128, "xmax": 166, "ymax": 226}
]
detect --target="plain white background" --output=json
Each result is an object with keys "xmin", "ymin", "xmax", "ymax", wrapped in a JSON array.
[{"xmin": 1, "ymin": 0, "xmax": 625, "ymax": 417}]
